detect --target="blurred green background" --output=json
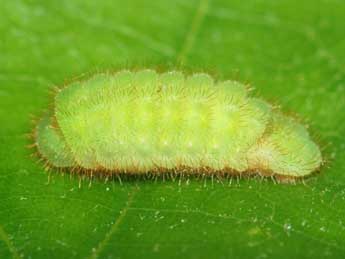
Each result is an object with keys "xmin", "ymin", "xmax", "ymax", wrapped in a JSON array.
[{"xmin": 1, "ymin": 0, "xmax": 345, "ymax": 258}]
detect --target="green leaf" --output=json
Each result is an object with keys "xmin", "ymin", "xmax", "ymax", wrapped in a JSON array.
[{"xmin": 1, "ymin": 0, "xmax": 345, "ymax": 258}]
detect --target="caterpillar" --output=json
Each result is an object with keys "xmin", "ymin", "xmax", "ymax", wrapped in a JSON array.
[{"xmin": 34, "ymin": 69, "xmax": 322, "ymax": 180}]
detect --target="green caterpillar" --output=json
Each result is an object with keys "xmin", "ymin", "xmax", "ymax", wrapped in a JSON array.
[{"xmin": 34, "ymin": 70, "xmax": 322, "ymax": 179}]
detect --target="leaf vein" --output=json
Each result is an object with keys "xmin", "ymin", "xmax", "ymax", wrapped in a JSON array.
[
  {"xmin": 177, "ymin": 0, "xmax": 210, "ymax": 64},
  {"xmin": 0, "ymin": 223, "xmax": 20, "ymax": 259},
  {"xmin": 88, "ymin": 187, "xmax": 138, "ymax": 259}
]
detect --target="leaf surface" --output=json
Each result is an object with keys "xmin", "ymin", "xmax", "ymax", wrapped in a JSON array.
[{"xmin": 1, "ymin": 0, "xmax": 345, "ymax": 258}]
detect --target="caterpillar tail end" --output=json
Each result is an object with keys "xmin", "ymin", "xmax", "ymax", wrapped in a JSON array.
[{"xmin": 35, "ymin": 114, "xmax": 75, "ymax": 168}]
